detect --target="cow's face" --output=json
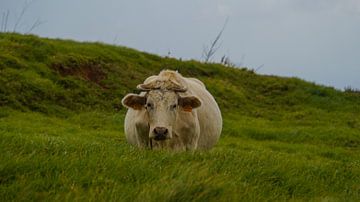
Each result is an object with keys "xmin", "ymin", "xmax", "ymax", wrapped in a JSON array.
[{"xmin": 122, "ymin": 90, "xmax": 201, "ymax": 141}]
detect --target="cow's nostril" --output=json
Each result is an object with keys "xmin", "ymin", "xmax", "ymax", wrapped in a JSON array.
[
  {"xmin": 153, "ymin": 127, "xmax": 168, "ymax": 141},
  {"xmin": 154, "ymin": 127, "xmax": 168, "ymax": 135}
]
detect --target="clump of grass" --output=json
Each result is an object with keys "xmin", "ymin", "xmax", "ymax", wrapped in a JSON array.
[{"xmin": 344, "ymin": 86, "xmax": 360, "ymax": 94}]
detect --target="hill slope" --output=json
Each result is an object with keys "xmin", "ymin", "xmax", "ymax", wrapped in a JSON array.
[{"xmin": 0, "ymin": 33, "xmax": 359, "ymax": 201}]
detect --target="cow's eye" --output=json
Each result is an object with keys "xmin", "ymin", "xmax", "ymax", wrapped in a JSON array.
[
  {"xmin": 146, "ymin": 103, "xmax": 153, "ymax": 109},
  {"xmin": 171, "ymin": 104, "xmax": 177, "ymax": 110}
]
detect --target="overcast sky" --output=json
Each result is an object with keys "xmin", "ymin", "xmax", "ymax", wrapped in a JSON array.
[{"xmin": 1, "ymin": 0, "xmax": 359, "ymax": 89}]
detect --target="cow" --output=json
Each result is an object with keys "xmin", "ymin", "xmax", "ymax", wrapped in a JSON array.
[{"xmin": 121, "ymin": 70, "xmax": 222, "ymax": 150}]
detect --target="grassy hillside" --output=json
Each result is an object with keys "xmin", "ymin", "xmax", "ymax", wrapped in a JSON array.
[{"xmin": 1, "ymin": 33, "xmax": 359, "ymax": 201}]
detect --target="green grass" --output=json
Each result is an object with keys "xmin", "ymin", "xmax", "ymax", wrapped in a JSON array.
[{"xmin": 0, "ymin": 33, "xmax": 360, "ymax": 201}]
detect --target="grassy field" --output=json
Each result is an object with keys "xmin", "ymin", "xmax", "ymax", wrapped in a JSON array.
[{"xmin": 1, "ymin": 33, "xmax": 360, "ymax": 201}]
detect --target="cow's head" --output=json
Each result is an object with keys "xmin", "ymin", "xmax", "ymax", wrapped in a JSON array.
[{"xmin": 122, "ymin": 88, "xmax": 201, "ymax": 141}]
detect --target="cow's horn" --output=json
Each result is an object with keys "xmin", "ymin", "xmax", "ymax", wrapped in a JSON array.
[
  {"xmin": 168, "ymin": 82, "xmax": 187, "ymax": 92},
  {"xmin": 137, "ymin": 83, "xmax": 158, "ymax": 91},
  {"xmin": 172, "ymin": 86, "xmax": 187, "ymax": 92}
]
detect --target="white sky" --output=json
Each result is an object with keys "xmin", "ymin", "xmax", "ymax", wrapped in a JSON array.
[{"xmin": 1, "ymin": 0, "xmax": 360, "ymax": 89}]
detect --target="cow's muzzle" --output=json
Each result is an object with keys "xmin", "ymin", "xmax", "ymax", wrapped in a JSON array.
[{"xmin": 153, "ymin": 127, "xmax": 168, "ymax": 141}]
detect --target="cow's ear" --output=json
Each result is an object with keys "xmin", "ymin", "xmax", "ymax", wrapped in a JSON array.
[
  {"xmin": 122, "ymin": 94, "xmax": 146, "ymax": 110},
  {"xmin": 178, "ymin": 96, "xmax": 201, "ymax": 112}
]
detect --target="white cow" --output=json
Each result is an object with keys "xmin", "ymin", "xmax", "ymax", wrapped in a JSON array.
[{"xmin": 122, "ymin": 70, "xmax": 222, "ymax": 150}]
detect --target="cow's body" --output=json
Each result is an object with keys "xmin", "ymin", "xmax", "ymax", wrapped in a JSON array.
[{"xmin": 122, "ymin": 70, "xmax": 222, "ymax": 150}]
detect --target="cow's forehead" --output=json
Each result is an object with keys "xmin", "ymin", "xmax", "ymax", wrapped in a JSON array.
[{"xmin": 147, "ymin": 90, "xmax": 177, "ymax": 102}]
